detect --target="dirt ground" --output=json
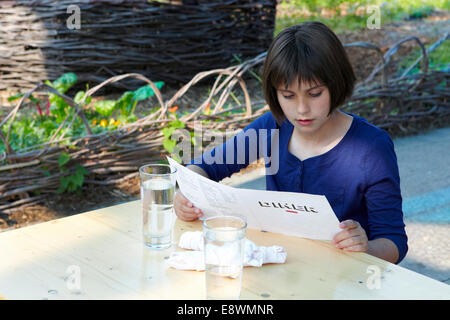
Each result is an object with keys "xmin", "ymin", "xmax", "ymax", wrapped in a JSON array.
[{"xmin": 1, "ymin": 11, "xmax": 449, "ymax": 231}]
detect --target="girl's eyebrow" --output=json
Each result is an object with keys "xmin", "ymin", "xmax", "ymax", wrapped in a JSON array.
[
  {"xmin": 306, "ymin": 84, "xmax": 325, "ymax": 91},
  {"xmin": 277, "ymin": 84, "xmax": 325, "ymax": 92},
  {"xmin": 277, "ymin": 89, "xmax": 294, "ymax": 92}
]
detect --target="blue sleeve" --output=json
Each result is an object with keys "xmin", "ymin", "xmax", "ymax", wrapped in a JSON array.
[
  {"xmin": 188, "ymin": 111, "xmax": 276, "ymax": 182},
  {"xmin": 363, "ymin": 132, "xmax": 408, "ymax": 263}
]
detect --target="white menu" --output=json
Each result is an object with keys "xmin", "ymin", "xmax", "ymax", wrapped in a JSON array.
[{"xmin": 167, "ymin": 157, "xmax": 341, "ymax": 240}]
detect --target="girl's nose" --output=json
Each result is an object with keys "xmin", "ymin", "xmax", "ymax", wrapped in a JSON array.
[{"xmin": 296, "ymin": 97, "xmax": 310, "ymax": 115}]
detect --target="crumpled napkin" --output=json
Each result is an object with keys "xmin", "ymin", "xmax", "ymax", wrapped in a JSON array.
[{"xmin": 167, "ymin": 231, "xmax": 287, "ymax": 271}]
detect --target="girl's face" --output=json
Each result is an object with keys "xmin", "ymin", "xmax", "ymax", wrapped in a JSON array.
[{"xmin": 276, "ymin": 78, "xmax": 334, "ymax": 136}]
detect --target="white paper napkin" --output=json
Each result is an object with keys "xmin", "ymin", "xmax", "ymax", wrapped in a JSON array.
[{"xmin": 167, "ymin": 231, "xmax": 287, "ymax": 271}]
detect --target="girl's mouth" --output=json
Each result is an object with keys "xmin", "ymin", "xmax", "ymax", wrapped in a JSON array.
[{"xmin": 296, "ymin": 119, "xmax": 314, "ymax": 126}]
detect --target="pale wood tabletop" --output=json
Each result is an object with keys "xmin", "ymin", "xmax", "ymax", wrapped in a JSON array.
[{"xmin": 0, "ymin": 200, "xmax": 448, "ymax": 300}]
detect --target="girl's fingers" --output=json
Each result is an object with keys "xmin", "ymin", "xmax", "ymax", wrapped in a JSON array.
[
  {"xmin": 333, "ymin": 227, "xmax": 361, "ymax": 244},
  {"xmin": 180, "ymin": 205, "xmax": 195, "ymax": 215},
  {"xmin": 174, "ymin": 192, "xmax": 203, "ymax": 220},
  {"xmin": 343, "ymin": 244, "xmax": 366, "ymax": 252},
  {"xmin": 175, "ymin": 207, "xmax": 197, "ymax": 221},
  {"xmin": 181, "ymin": 212, "xmax": 198, "ymax": 221},
  {"xmin": 334, "ymin": 235, "xmax": 363, "ymax": 249},
  {"xmin": 179, "ymin": 194, "xmax": 197, "ymax": 211},
  {"xmin": 175, "ymin": 204, "xmax": 203, "ymax": 221},
  {"xmin": 181, "ymin": 199, "xmax": 202, "ymax": 216},
  {"xmin": 339, "ymin": 219, "xmax": 359, "ymax": 229},
  {"xmin": 182, "ymin": 198, "xmax": 193, "ymax": 208},
  {"xmin": 333, "ymin": 220, "xmax": 368, "ymax": 251},
  {"xmin": 181, "ymin": 204, "xmax": 202, "ymax": 216}
]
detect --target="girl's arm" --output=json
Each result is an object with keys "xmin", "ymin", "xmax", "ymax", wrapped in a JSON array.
[
  {"xmin": 334, "ymin": 130, "xmax": 407, "ymax": 265},
  {"xmin": 363, "ymin": 132, "xmax": 408, "ymax": 263},
  {"xmin": 186, "ymin": 164, "xmax": 209, "ymax": 179},
  {"xmin": 367, "ymin": 238, "xmax": 399, "ymax": 264},
  {"xmin": 333, "ymin": 220, "xmax": 400, "ymax": 264},
  {"xmin": 187, "ymin": 112, "xmax": 277, "ymax": 183},
  {"xmin": 174, "ymin": 165, "xmax": 209, "ymax": 221}
]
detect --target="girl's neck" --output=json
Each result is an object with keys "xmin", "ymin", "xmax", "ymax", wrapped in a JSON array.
[{"xmin": 293, "ymin": 109, "xmax": 345, "ymax": 147}]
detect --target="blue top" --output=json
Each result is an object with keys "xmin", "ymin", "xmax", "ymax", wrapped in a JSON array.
[{"xmin": 189, "ymin": 111, "xmax": 408, "ymax": 263}]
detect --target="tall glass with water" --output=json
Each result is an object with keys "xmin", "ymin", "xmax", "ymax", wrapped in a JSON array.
[
  {"xmin": 203, "ymin": 215, "xmax": 247, "ymax": 300},
  {"xmin": 139, "ymin": 164, "xmax": 177, "ymax": 249}
]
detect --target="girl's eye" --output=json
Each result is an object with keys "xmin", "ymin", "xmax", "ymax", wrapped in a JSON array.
[
  {"xmin": 282, "ymin": 95, "xmax": 294, "ymax": 99},
  {"xmin": 309, "ymin": 91, "xmax": 322, "ymax": 98}
]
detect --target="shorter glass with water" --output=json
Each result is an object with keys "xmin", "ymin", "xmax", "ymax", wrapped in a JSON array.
[{"xmin": 203, "ymin": 215, "xmax": 247, "ymax": 300}]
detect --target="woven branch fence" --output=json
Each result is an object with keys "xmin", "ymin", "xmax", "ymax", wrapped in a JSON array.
[
  {"xmin": 0, "ymin": 0, "xmax": 277, "ymax": 92},
  {"xmin": 0, "ymin": 33, "xmax": 449, "ymax": 213}
]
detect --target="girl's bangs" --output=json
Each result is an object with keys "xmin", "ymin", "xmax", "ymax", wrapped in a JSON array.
[{"xmin": 270, "ymin": 42, "xmax": 323, "ymax": 90}]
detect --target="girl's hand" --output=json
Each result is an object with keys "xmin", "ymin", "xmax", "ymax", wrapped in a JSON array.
[
  {"xmin": 174, "ymin": 191, "xmax": 203, "ymax": 221},
  {"xmin": 332, "ymin": 220, "xmax": 369, "ymax": 252}
]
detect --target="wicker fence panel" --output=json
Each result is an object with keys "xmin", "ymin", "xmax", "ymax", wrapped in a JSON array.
[
  {"xmin": 0, "ymin": 33, "xmax": 449, "ymax": 213},
  {"xmin": 0, "ymin": 0, "xmax": 277, "ymax": 92}
]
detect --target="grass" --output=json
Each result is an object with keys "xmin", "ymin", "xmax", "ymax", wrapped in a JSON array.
[
  {"xmin": 275, "ymin": 11, "xmax": 372, "ymax": 35},
  {"xmin": 275, "ymin": 0, "xmax": 450, "ymax": 36},
  {"xmin": 397, "ymin": 40, "xmax": 450, "ymax": 75}
]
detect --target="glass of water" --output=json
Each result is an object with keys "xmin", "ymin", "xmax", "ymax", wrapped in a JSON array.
[
  {"xmin": 139, "ymin": 164, "xmax": 177, "ymax": 249},
  {"xmin": 203, "ymin": 215, "xmax": 247, "ymax": 300}
]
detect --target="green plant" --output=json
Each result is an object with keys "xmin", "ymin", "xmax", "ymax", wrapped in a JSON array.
[
  {"xmin": 1, "ymin": 74, "xmax": 165, "ymax": 154},
  {"xmin": 2, "ymin": 74, "xmax": 84, "ymax": 153},
  {"xmin": 93, "ymin": 81, "xmax": 164, "ymax": 124},
  {"xmin": 45, "ymin": 73, "xmax": 79, "ymax": 122},
  {"xmin": 56, "ymin": 152, "xmax": 89, "ymax": 194},
  {"xmin": 397, "ymin": 40, "xmax": 450, "ymax": 75},
  {"xmin": 276, "ymin": 0, "xmax": 450, "ymax": 35},
  {"xmin": 161, "ymin": 119, "xmax": 186, "ymax": 153}
]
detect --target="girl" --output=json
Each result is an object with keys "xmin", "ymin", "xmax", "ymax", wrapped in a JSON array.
[{"xmin": 174, "ymin": 21, "xmax": 408, "ymax": 264}]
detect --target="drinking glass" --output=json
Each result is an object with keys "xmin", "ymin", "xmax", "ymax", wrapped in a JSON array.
[
  {"xmin": 139, "ymin": 164, "xmax": 177, "ymax": 249},
  {"xmin": 203, "ymin": 215, "xmax": 247, "ymax": 300}
]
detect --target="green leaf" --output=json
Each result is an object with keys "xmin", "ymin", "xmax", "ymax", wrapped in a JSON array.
[
  {"xmin": 133, "ymin": 81, "xmax": 164, "ymax": 101},
  {"xmin": 52, "ymin": 73, "xmax": 77, "ymax": 94},
  {"xmin": 94, "ymin": 100, "xmax": 116, "ymax": 117},
  {"xmin": 7, "ymin": 93, "xmax": 40, "ymax": 104},
  {"xmin": 189, "ymin": 131, "xmax": 197, "ymax": 147},
  {"xmin": 390, "ymin": 108, "xmax": 399, "ymax": 115},
  {"xmin": 74, "ymin": 91, "xmax": 92, "ymax": 105},
  {"xmin": 115, "ymin": 91, "xmax": 135, "ymax": 116},
  {"xmin": 58, "ymin": 152, "xmax": 71, "ymax": 168},
  {"xmin": 8, "ymin": 93, "xmax": 24, "ymax": 102},
  {"xmin": 172, "ymin": 154, "xmax": 182, "ymax": 164},
  {"xmin": 162, "ymin": 127, "xmax": 176, "ymax": 138},
  {"xmin": 129, "ymin": 99, "xmax": 139, "ymax": 117},
  {"xmin": 126, "ymin": 114, "xmax": 137, "ymax": 123},
  {"xmin": 75, "ymin": 164, "xmax": 89, "ymax": 176},
  {"xmin": 68, "ymin": 179, "xmax": 77, "ymax": 192},
  {"xmin": 58, "ymin": 176, "xmax": 70, "ymax": 193},
  {"xmin": 57, "ymin": 165, "xmax": 88, "ymax": 194},
  {"xmin": 48, "ymin": 93, "xmax": 70, "ymax": 122},
  {"xmin": 169, "ymin": 119, "xmax": 185, "ymax": 129},
  {"xmin": 73, "ymin": 172, "xmax": 84, "ymax": 187},
  {"xmin": 163, "ymin": 139, "xmax": 177, "ymax": 153},
  {"xmin": 28, "ymin": 95, "xmax": 41, "ymax": 104}
]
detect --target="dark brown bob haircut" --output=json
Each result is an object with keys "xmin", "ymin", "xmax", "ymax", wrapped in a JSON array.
[{"xmin": 262, "ymin": 21, "xmax": 356, "ymax": 125}]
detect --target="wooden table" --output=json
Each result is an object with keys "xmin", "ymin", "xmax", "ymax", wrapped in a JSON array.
[{"xmin": 0, "ymin": 200, "xmax": 449, "ymax": 300}]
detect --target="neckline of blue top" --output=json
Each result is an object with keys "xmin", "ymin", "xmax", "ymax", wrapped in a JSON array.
[{"xmin": 282, "ymin": 111, "xmax": 359, "ymax": 167}]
